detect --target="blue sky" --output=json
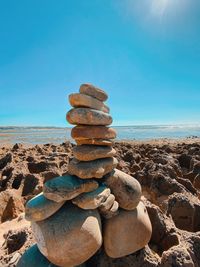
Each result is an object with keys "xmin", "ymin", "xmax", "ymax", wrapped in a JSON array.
[{"xmin": 0, "ymin": 0, "xmax": 200, "ymax": 127}]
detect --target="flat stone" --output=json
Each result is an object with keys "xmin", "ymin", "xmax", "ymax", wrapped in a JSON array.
[
  {"xmin": 72, "ymin": 185, "xmax": 111, "ymax": 209},
  {"xmin": 43, "ymin": 174, "xmax": 99, "ymax": 202},
  {"xmin": 68, "ymin": 157, "xmax": 118, "ymax": 179},
  {"xmin": 66, "ymin": 108, "xmax": 112, "ymax": 125},
  {"xmin": 75, "ymin": 138, "xmax": 113, "ymax": 146},
  {"xmin": 103, "ymin": 201, "xmax": 152, "ymax": 258},
  {"xmin": 16, "ymin": 244, "xmax": 59, "ymax": 267},
  {"xmin": 25, "ymin": 192, "xmax": 65, "ymax": 222},
  {"xmin": 100, "ymin": 201, "xmax": 119, "ymax": 219},
  {"xmin": 73, "ymin": 145, "xmax": 116, "ymax": 161},
  {"xmin": 69, "ymin": 93, "xmax": 109, "ymax": 113},
  {"xmin": 31, "ymin": 203, "xmax": 102, "ymax": 267},
  {"xmin": 80, "ymin": 83, "xmax": 108, "ymax": 101},
  {"xmin": 71, "ymin": 125, "xmax": 116, "ymax": 140},
  {"xmin": 104, "ymin": 169, "xmax": 142, "ymax": 210}
]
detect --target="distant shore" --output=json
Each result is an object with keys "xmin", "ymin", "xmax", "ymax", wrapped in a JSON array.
[
  {"xmin": 0, "ymin": 137, "xmax": 200, "ymax": 149},
  {"xmin": 0, "ymin": 125, "xmax": 199, "ymax": 145}
]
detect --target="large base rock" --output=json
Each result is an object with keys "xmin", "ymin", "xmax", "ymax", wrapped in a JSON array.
[
  {"xmin": 103, "ymin": 201, "xmax": 152, "ymax": 258},
  {"xmin": 16, "ymin": 244, "xmax": 58, "ymax": 267},
  {"xmin": 31, "ymin": 203, "xmax": 102, "ymax": 267}
]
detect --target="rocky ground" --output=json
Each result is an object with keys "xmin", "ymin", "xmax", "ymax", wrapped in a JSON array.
[{"xmin": 0, "ymin": 138, "xmax": 200, "ymax": 267}]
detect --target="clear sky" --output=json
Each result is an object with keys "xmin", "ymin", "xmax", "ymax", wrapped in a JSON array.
[{"xmin": 0, "ymin": 0, "xmax": 200, "ymax": 127}]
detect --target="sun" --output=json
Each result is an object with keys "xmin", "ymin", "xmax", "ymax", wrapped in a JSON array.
[{"xmin": 151, "ymin": 0, "xmax": 171, "ymax": 18}]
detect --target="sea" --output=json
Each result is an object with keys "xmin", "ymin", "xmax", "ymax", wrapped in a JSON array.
[{"xmin": 0, "ymin": 125, "xmax": 200, "ymax": 145}]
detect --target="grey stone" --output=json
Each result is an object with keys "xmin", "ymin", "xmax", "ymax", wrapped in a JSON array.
[
  {"xmin": 68, "ymin": 157, "xmax": 118, "ymax": 179},
  {"xmin": 104, "ymin": 169, "xmax": 142, "ymax": 210},
  {"xmin": 25, "ymin": 192, "xmax": 65, "ymax": 221},
  {"xmin": 66, "ymin": 108, "xmax": 112, "ymax": 126},
  {"xmin": 79, "ymin": 83, "xmax": 108, "ymax": 101},
  {"xmin": 31, "ymin": 203, "xmax": 102, "ymax": 267},
  {"xmin": 72, "ymin": 185, "xmax": 111, "ymax": 209},
  {"xmin": 73, "ymin": 145, "xmax": 116, "ymax": 161},
  {"xmin": 103, "ymin": 202, "xmax": 152, "ymax": 258},
  {"xmin": 43, "ymin": 174, "xmax": 99, "ymax": 202}
]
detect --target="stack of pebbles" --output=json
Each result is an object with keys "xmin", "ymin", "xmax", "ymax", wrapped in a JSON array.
[{"xmin": 17, "ymin": 84, "xmax": 152, "ymax": 267}]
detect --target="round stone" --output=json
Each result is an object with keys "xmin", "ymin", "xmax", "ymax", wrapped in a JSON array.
[
  {"xmin": 73, "ymin": 145, "xmax": 116, "ymax": 161},
  {"xmin": 43, "ymin": 174, "xmax": 99, "ymax": 202},
  {"xmin": 16, "ymin": 244, "xmax": 58, "ymax": 267},
  {"xmin": 104, "ymin": 169, "xmax": 142, "ymax": 210},
  {"xmin": 69, "ymin": 93, "xmax": 109, "ymax": 113},
  {"xmin": 99, "ymin": 194, "xmax": 115, "ymax": 212},
  {"xmin": 98, "ymin": 195, "xmax": 119, "ymax": 219},
  {"xmin": 25, "ymin": 192, "xmax": 65, "ymax": 222},
  {"xmin": 71, "ymin": 125, "xmax": 116, "ymax": 140},
  {"xmin": 31, "ymin": 203, "xmax": 102, "ymax": 267},
  {"xmin": 75, "ymin": 138, "xmax": 113, "ymax": 146},
  {"xmin": 103, "ymin": 201, "xmax": 152, "ymax": 258},
  {"xmin": 66, "ymin": 108, "xmax": 112, "ymax": 126},
  {"xmin": 100, "ymin": 200, "xmax": 119, "ymax": 219},
  {"xmin": 80, "ymin": 83, "xmax": 108, "ymax": 101},
  {"xmin": 68, "ymin": 157, "xmax": 118, "ymax": 179},
  {"xmin": 72, "ymin": 185, "xmax": 111, "ymax": 209}
]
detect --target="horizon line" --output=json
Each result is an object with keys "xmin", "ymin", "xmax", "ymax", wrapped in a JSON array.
[{"xmin": 0, "ymin": 123, "xmax": 200, "ymax": 129}]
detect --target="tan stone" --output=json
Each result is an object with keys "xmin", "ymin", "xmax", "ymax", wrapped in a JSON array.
[
  {"xmin": 43, "ymin": 174, "xmax": 99, "ymax": 202},
  {"xmin": 25, "ymin": 192, "xmax": 65, "ymax": 222},
  {"xmin": 31, "ymin": 203, "xmax": 102, "ymax": 267},
  {"xmin": 103, "ymin": 201, "xmax": 152, "ymax": 258},
  {"xmin": 104, "ymin": 169, "xmax": 142, "ymax": 210},
  {"xmin": 73, "ymin": 145, "xmax": 116, "ymax": 161},
  {"xmin": 68, "ymin": 157, "xmax": 118, "ymax": 179},
  {"xmin": 80, "ymin": 83, "xmax": 108, "ymax": 101},
  {"xmin": 66, "ymin": 108, "xmax": 112, "ymax": 126},
  {"xmin": 104, "ymin": 201, "xmax": 119, "ymax": 219},
  {"xmin": 99, "ymin": 196, "xmax": 119, "ymax": 219},
  {"xmin": 72, "ymin": 185, "xmax": 111, "ymax": 209},
  {"xmin": 75, "ymin": 138, "xmax": 113, "ymax": 146},
  {"xmin": 99, "ymin": 194, "xmax": 115, "ymax": 212},
  {"xmin": 69, "ymin": 93, "xmax": 109, "ymax": 113},
  {"xmin": 71, "ymin": 125, "xmax": 116, "ymax": 140}
]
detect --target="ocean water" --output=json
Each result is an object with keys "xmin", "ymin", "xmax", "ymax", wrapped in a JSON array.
[{"xmin": 0, "ymin": 125, "xmax": 200, "ymax": 145}]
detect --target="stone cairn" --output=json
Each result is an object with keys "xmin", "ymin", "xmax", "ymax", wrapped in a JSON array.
[{"xmin": 18, "ymin": 84, "xmax": 152, "ymax": 267}]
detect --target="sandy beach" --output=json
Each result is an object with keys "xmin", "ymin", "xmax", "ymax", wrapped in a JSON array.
[{"xmin": 0, "ymin": 138, "xmax": 200, "ymax": 266}]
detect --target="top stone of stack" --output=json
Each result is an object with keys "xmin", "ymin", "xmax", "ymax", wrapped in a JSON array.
[
  {"xmin": 66, "ymin": 84, "xmax": 112, "ymax": 126},
  {"xmin": 80, "ymin": 83, "xmax": 108, "ymax": 102}
]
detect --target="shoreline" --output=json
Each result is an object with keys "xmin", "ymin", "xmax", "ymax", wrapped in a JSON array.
[{"xmin": 0, "ymin": 136, "xmax": 200, "ymax": 149}]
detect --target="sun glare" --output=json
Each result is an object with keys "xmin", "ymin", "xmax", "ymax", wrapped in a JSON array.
[
  {"xmin": 151, "ymin": 0, "xmax": 171, "ymax": 18},
  {"xmin": 149, "ymin": 0, "xmax": 190, "ymax": 20}
]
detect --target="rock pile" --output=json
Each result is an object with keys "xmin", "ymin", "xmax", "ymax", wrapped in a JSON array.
[{"xmin": 17, "ymin": 84, "xmax": 152, "ymax": 267}]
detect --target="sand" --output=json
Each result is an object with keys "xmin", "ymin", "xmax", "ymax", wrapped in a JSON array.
[{"xmin": 0, "ymin": 138, "xmax": 200, "ymax": 266}]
